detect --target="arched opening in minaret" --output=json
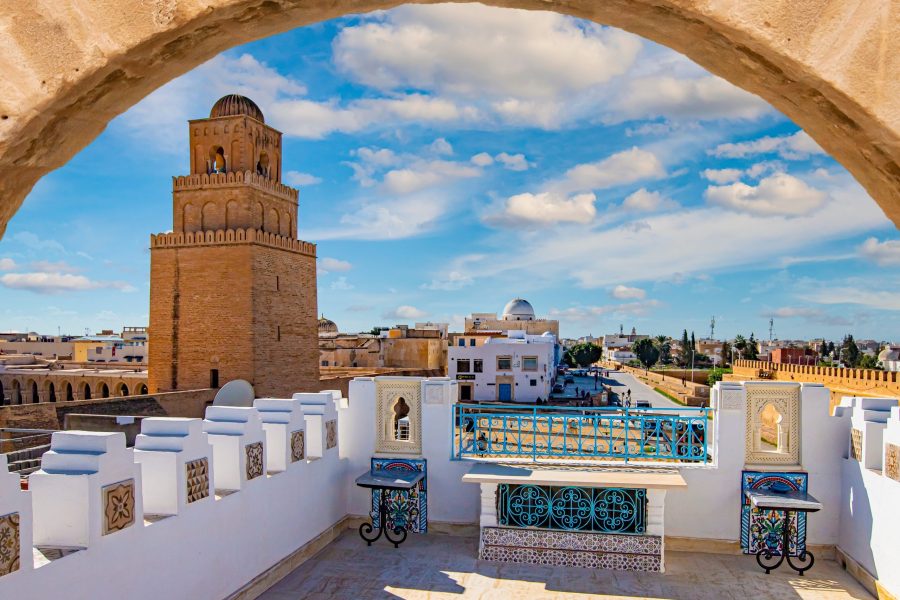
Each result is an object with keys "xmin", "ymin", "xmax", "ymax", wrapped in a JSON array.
[
  {"xmin": 257, "ymin": 152, "xmax": 270, "ymax": 178},
  {"xmin": 210, "ymin": 146, "xmax": 226, "ymax": 173}
]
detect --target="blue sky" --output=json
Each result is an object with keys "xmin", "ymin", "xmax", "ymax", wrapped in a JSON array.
[{"xmin": 2, "ymin": 4, "xmax": 900, "ymax": 341}]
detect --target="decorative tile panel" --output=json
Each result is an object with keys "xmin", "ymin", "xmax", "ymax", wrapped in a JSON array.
[
  {"xmin": 497, "ymin": 484, "xmax": 645, "ymax": 534},
  {"xmin": 885, "ymin": 443, "xmax": 899, "ymax": 482},
  {"xmin": 245, "ymin": 442, "xmax": 264, "ymax": 480},
  {"xmin": 102, "ymin": 479, "xmax": 136, "ymax": 535},
  {"xmin": 185, "ymin": 458, "xmax": 209, "ymax": 504},
  {"xmin": 740, "ymin": 471, "xmax": 808, "ymax": 556},
  {"xmin": 850, "ymin": 428, "xmax": 863, "ymax": 462},
  {"xmin": 480, "ymin": 527, "xmax": 661, "ymax": 572},
  {"xmin": 371, "ymin": 458, "xmax": 427, "ymax": 533},
  {"xmin": 325, "ymin": 420, "xmax": 337, "ymax": 450},
  {"xmin": 0, "ymin": 512, "xmax": 20, "ymax": 577},
  {"xmin": 375, "ymin": 380, "xmax": 422, "ymax": 455},
  {"xmin": 290, "ymin": 430, "xmax": 305, "ymax": 462},
  {"xmin": 744, "ymin": 384, "xmax": 800, "ymax": 465}
]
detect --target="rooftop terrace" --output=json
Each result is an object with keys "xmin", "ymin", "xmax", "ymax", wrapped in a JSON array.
[{"xmin": 259, "ymin": 529, "xmax": 872, "ymax": 599}]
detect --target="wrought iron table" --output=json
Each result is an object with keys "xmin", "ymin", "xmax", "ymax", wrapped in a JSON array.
[
  {"xmin": 745, "ymin": 489, "xmax": 822, "ymax": 575},
  {"xmin": 355, "ymin": 468, "xmax": 425, "ymax": 548}
]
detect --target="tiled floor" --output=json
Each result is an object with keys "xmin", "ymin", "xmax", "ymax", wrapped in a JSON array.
[{"xmin": 259, "ymin": 530, "xmax": 874, "ymax": 599}]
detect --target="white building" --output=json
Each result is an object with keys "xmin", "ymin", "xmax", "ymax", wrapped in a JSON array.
[
  {"xmin": 449, "ymin": 330, "xmax": 556, "ymax": 403},
  {"xmin": 463, "ymin": 298, "xmax": 560, "ymax": 339}
]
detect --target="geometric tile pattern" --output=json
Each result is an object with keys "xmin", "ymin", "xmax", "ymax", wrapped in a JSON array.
[
  {"xmin": 850, "ymin": 429, "xmax": 863, "ymax": 462},
  {"xmin": 497, "ymin": 484, "xmax": 645, "ymax": 534},
  {"xmin": 885, "ymin": 443, "xmax": 900, "ymax": 482},
  {"xmin": 371, "ymin": 458, "xmax": 426, "ymax": 533},
  {"xmin": 245, "ymin": 442, "xmax": 264, "ymax": 480},
  {"xmin": 740, "ymin": 471, "xmax": 808, "ymax": 556},
  {"xmin": 185, "ymin": 458, "xmax": 209, "ymax": 504},
  {"xmin": 290, "ymin": 430, "xmax": 305, "ymax": 463},
  {"xmin": 325, "ymin": 420, "xmax": 337, "ymax": 450},
  {"xmin": 102, "ymin": 479, "xmax": 136, "ymax": 535},
  {"xmin": 0, "ymin": 512, "xmax": 19, "ymax": 577},
  {"xmin": 480, "ymin": 527, "xmax": 661, "ymax": 572}
]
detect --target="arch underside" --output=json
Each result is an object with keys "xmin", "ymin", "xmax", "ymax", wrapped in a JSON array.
[{"xmin": 0, "ymin": 0, "xmax": 897, "ymax": 237}]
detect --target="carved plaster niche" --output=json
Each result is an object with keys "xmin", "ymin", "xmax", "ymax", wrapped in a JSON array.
[
  {"xmin": 375, "ymin": 379, "xmax": 422, "ymax": 455},
  {"xmin": 744, "ymin": 384, "xmax": 801, "ymax": 466}
]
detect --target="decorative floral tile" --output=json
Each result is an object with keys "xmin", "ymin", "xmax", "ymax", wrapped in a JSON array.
[
  {"xmin": 740, "ymin": 471, "xmax": 808, "ymax": 556},
  {"xmin": 245, "ymin": 442, "xmax": 264, "ymax": 480},
  {"xmin": 103, "ymin": 479, "xmax": 136, "ymax": 535},
  {"xmin": 480, "ymin": 541, "xmax": 661, "ymax": 572},
  {"xmin": 885, "ymin": 443, "xmax": 900, "ymax": 482},
  {"xmin": 850, "ymin": 429, "xmax": 863, "ymax": 462},
  {"xmin": 481, "ymin": 526, "xmax": 660, "ymax": 555},
  {"xmin": 325, "ymin": 420, "xmax": 337, "ymax": 450},
  {"xmin": 185, "ymin": 458, "xmax": 209, "ymax": 503},
  {"xmin": 371, "ymin": 458, "xmax": 427, "ymax": 533},
  {"xmin": 0, "ymin": 512, "xmax": 20, "ymax": 577},
  {"xmin": 290, "ymin": 430, "xmax": 305, "ymax": 463}
]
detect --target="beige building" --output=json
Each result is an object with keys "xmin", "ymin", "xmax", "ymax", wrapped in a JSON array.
[
  {"xmin": 148, "ymin": 95, "xmax": 319, "ymax": 397},
  {"xmin": 0, "ymin": 355, "xmax": 148, "ymax": 405},
  {"xmin": 464, "ymin": 298, "xmax": 560, "ymax": 338},
  {"xmin": 318, "ymin": 318, "xmax": 447, "ymax": 371}
]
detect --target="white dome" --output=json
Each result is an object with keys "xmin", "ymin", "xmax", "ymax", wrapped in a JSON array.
[{"xmin": 501, "ymin": 297, "xmax": 535, "ymax": 321}]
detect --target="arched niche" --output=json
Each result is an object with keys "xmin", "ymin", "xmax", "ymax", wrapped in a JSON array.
[{"xmin": 375, "ymin": 380, "xmax": 422, "ymax": 455}]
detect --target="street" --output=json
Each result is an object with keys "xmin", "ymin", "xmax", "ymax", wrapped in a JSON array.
[{"xmin": 600, "ymin": 368, "xmax": 684, "ymax": 410}]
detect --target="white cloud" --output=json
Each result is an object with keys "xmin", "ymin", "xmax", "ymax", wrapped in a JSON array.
[
  {"xmin": 858, "ymin": 237, "xmax": 900, "ymax": 266},
  {"xmin": 382, "ymin": 160, "xmax": 481, "ymax": 195},
  {"xmin": 621, "ymin": 189, "xmax": 677, "ymax": 212},
  {"xmin": 12, "ymin": 232, "xmax": 67, "ymax": 254},
  {"xmin": 607, "ymin": 75, "xmax": 771, "ymax": 123},
  {"xmin": 383, "ymin": 305, "xmax": 428, "ymax": 320},
  {"xmin": 317, "ymin": 257, "xmax": 352, "ymax": 275},
  {"xmin": 549, "ymin": 300, "xmax": 661, "ymax": 321},
  {"xmin": 701, "ymin": 168, "xmax": 743, "ymax": 184},
  {"xmin": 704, "ymin": 173, "xmax": 827, "ymax": 217},
  {"xmin": 284, "ymin": 171, "xmax": 322, "ymax": 186},
  {"xmin": 470, "ymin": 152, "xmax": 494, "ymax": 167},
  {"xmin": 334, "ymin": 5, "xmax": 641, "ymax": 101},
  {"xmin": 0, "ymin": 272, "xmax": 135, "ymax": 294},
  {"xmin": 486, "ymin": 192, "xmax": 597, "ymax": 227},
  {"xmin": 711, "ymin": 131, "xmax": 826, "ymax": 160},
  {"xmin": 429, "ymin": 138, "xmax": 453, "ymax": 155},
  {"xmin": 798, "ymin": 287, "xmax": 900, "ymax": 312},
  {"xmin": 761, "ymin": 306, "xmax": 852, "ymax": 326},
  {"xmin": 421, "ymin": 271, "xmax": 474, "ymax": 291},
  {"xmin": 0, "ymin": 258, "xmax": 16, "ymax": 271},
  {"xmin": 611, "ymin": 285, "xmax": 646, "ymax": 300},
  {"xmin": 330, "ymin": 277, "xmax": 354, "ymax": 291},
  {"xmin": 304, "ymin": 194, "xmax": 450, "ymax": 241},
  {"xmin": 554, "ymin": 147, "xmax": 665, "ymax": 193},
  {"xmin": 495, "ymin": 152, "xmax": 530, "ymax": 171}
]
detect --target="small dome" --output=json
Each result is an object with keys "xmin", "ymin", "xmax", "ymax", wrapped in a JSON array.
[
  {"xmin": 501, "ymin": 297, "xmax": 535, "ymax": 321},
  {"xmin": 210, "ymin": 94, "xmax": 265, "ymax": 123},
  {"xmin": 318, "ymin": 315, "xmax": 338, "ymax": 334}
]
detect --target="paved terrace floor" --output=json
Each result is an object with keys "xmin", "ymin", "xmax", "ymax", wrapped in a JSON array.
[{"xmin": 259, "ymin": 530, "xmax": 873, "ymax": 600}]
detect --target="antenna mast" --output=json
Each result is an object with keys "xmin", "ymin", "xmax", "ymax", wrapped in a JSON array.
[
  {"xmin": 710, "ymin": 316, "xmax": 716, "ymax": 340},
  {"xmin": 769, "ymin": 318, "xmax": 774, "ymax": 342}
]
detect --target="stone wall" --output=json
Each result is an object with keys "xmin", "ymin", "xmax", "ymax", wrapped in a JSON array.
[
  {"xmin": 729, "ymin": 360, "xmax": 900, "ymax": 409},
  {"xmin": 602, "ymin": 362, "xmax": 710, "ymax": 405}
]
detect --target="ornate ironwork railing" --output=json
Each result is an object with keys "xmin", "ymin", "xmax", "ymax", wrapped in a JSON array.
[
  {"xmin": 497, "ymin": 484, "xmax": 646, "ymax": 534},
  {"xmin": 452, "ymin": 403, "xmax": 710, "ymax": 463}
]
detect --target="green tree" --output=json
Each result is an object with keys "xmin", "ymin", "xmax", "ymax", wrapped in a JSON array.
[
  {"xmin": 679, "ymin": 330, "xmax": 691, "ymax": 367},
  {"xmin": 841, "ymin": 335, "xmax": 861, "ymax": 367},
  {"xmin": 819, "ymin": 339, "xmax": 830, "ymax": 358},
  {"xmin": 567, "ymin": 342, "xmax": 602, "ymax": 367},
  {"xmin": 745, "ymin": 333, "xmax": 759, "ymax": 360},
  {"xmin": 367, "ymin": 326, "xmax": 387, "ymax": 336},
  {"xmin": 633, "ymin": 338, "xmax": 660, "ymax": 369},
  {"xmin": 733, "ymin": 334, "xmax": 747, "ymax": 358},
  {"xmin": 654, "ymin": 335, "xmax": 671, "ymax": 364},
  {"xmin": 859, "ymin": 354, "xmax": 880, "ymax": 370},
  {"xmin": 721, "ymin": 341, "xmax": 732, "ymax": 365},
  {"xmin": 707, "ymin": 367, "xmax": 733, "ymax": 386}
]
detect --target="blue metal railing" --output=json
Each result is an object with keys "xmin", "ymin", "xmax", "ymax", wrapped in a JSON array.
[
  {"xmin": 497, "ymin": 484, "xmax": 646, "ymax": 534},
  {"xmin": 452, "ymin": 403, "xmax": 710, "ymax": 463}
]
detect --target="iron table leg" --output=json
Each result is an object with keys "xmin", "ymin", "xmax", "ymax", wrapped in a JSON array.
[
  {"xmin": 358, "ymin": 488, "xmax": 408, "ymax": 548},
  {"xmin": 755, "ymin": 510, "xmax": 815, "ymax": 575}
]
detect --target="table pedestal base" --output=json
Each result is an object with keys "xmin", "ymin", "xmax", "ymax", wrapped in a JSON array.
[
  {"xmin": 359, "ymin": 489, "xmax": 408, "ymax": 548},
  {"xmin": 755, "ymin": 511, "xmax": 815, "ymax": 575}
]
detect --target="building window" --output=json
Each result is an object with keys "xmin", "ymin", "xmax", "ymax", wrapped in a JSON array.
[
  {"xmin": 458, "ymin": 338, "xmax": 465, "ymax": 347},
  {"xmin": 276, "ymin": 275, "xmax": 280, "ymax": 291},
  {"xmin": 457, "ymin": 359, "xmax": 471, "ymax": 373},
  {"xmin": 321, "ymin": 360, "xmax": 329, "ymax": 367},
  {"xmin": 523, "ymin": 356, "xmax": 538, "ymax": 371},
  {"xmin": 474, "ymin": 359, "xmax": 483, "ymax": 373},
  {"xmin": 497, "ymin": 356, "xmax": 512, "ymax": 371},
  {"xmin": 277, "ymin": 325, "xmax": 281, "ymax": 341},
  {"xmin": 209, "ymin": 369, "xmax": 219, "ymax": 388},
  {"xmin": 469, "ymin": 338, "xmax": 476, "ymax": 347},
  {"xmin": 459, "ymin": 385, "xmax": 472, "ymax": 402},
  {"xmin": 530, "ymin": 379, "xmax": 537, "ymax": 387}
]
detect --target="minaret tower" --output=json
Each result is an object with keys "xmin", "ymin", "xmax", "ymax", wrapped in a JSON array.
[{"xmin": 149, "ymin": 95, "xmax": 319, "ymax": 396}]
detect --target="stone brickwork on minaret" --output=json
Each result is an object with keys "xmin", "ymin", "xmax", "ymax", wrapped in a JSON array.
[{"xmin": 149, "ymin": 95, "xmax": 319, "ymax": 397}]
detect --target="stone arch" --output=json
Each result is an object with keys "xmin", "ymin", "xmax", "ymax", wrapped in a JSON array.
[
  {"xmin": 62, "ymin": 381, "xmax": 74, "ymax": 401},
  {"xmin": 0, "ymin": 1, "xmax": 899, "ymax": 239},
  {"xmin": 116, "ymin": 382, "xmax": 130, "ymax": 397},
  {"xmin": 99, "ymin": 381, "xmax": 110, "ymax": 398},
  {"xmin": 209, "ymin": 145, "xmax": 226, "ymax": 173},
  {"xmin": 225, "ymin": 200, "xmax": 240, "ymax": 229},
  {"xmin": 183, "ymin": 202, "xmax": 200, "ymax": 233},
  {"xmin": 280, "ymin": 210, "xmax": 290, "ymax": 236},
  {"xmin": 27, "ymin": 378, "xmax": 39, "ymax": 403},
  {"xmin": 265, "ymin": 207, "xmax": 279, "ymax": 235},
  {"xmin": 10, "ymin": 380, "xmax": 22, "ymax": 405},
  {"xmin": 44, "ymin": 379, "xmax": 57, "ymax": 403},
  {"xmin": 79, "ymin": 381, "xmax": 92, "ymax": 401},
  {"xmin": 137, "ymin": 383, "xmax": 148, "ymax": 395}
]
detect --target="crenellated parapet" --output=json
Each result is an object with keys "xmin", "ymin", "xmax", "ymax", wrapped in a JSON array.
[
  {"xmin": 172, "ymin": 170, "xmax": 298, "ymax": 203},
  {"xmin": 150, "ymin": 227, "xmax": 316, "ymax": 257}
]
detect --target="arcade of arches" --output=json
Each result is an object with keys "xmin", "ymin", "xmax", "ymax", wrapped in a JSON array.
[
  {"xmin": 0, "ymin": 371, "xmax": 148, "ymax": 405},
  {"xmin": 0, "ymin": 0, "xmax": 898, "ymax": 239}
]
